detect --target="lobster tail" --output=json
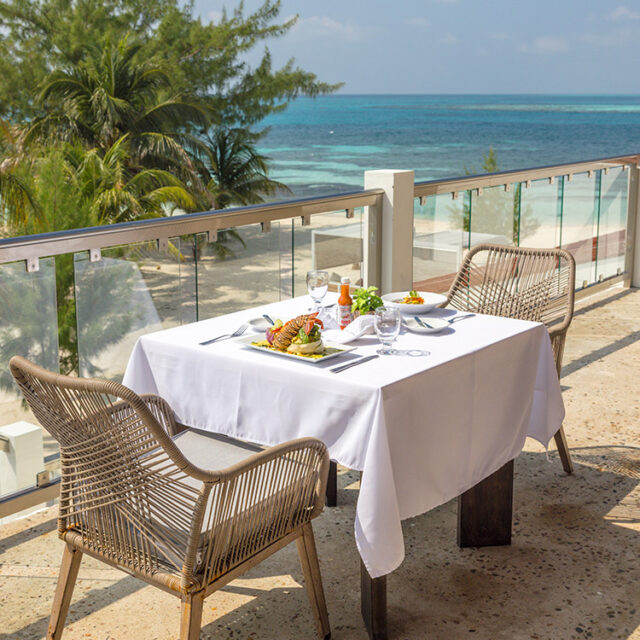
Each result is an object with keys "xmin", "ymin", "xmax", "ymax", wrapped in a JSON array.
[{"xmin": 272, "ymin": 314, "xmax": 315, "ymax": 350}]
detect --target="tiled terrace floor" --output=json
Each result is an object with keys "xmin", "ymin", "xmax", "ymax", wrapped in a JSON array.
[{"xmin": 1, "ymin": 285, "xmax": 639, "ymax": 639}]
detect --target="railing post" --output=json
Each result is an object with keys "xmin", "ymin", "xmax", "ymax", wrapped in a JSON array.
[
  {"xmin": 625, "ymin": 163, "xmax": 640, "ymax": 287},
  {"xmin": 363, "ymin": 170, "xmax": 415, "ymax": 294},
  {"xmin": 362, "ymin": 193, "xmax": 382, "ymax": 290}
]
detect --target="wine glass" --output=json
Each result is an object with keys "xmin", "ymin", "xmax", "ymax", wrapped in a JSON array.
[
  {"xmin": 306, "ymin": 270, "xmax": 329, "ymax": 313},
  {"xmin": 374, "ymin": 306, "xmax": 401, "ymax": 355}
]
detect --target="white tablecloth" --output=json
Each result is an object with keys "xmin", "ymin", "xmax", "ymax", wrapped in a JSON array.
[{"xmin": 123, "ymin": 296, "xmax": 564, "ymax": 578}]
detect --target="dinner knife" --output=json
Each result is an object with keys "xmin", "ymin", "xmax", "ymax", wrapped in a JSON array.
[{"xmin": 330, "ymin": 354, "xmax": 379, "ymax": 373}]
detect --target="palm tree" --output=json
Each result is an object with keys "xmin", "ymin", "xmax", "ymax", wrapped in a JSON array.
[
  {"xmin": 0, "ymin": 118, "xmax": 40, "ymax": 232},
  {"xmin": 195, "ymin": 127, "xmax": 290, "ymax": 210},
  {"xmin": 27, "ymin": 36, "xmax": 208, "ymax": 179},
  {"xmin": 68, "ymin": 135, "xmax": 196, "ymax": 224}
]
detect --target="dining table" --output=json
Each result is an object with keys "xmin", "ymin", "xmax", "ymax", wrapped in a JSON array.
[{"xmin": 122, "ymin": 293, "xmax": 565, "ymax": 640}]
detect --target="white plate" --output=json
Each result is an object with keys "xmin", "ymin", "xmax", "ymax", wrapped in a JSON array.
[
  {"xmin": 382, "ymin": 291, "xmax": 448, "ymax": 314},
  {"xmin": 403, "ymin": 316, "xmax": 450, "ymax": 334},
  {"xmin": 248, "ymin": 317, "xmax": 271, "ymax": 332},
  {"xmin": 236, "ymin": 334, "xmax": 356, "ymax": 364}
]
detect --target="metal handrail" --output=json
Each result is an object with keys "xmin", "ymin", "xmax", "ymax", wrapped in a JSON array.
[
  {"xmin": 0, "ymin": 188, "xmax": 383, "ymax": 264},
  {"xmin": 414, "ymin": 153, "xmax": 640, "ymax": 198}
]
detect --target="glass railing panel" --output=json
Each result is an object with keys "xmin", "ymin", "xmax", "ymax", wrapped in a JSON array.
[
  {"xmin": 195, "ymin": 222, "xmax": 286, "ymax": 319},
  {"xmin": 560, "ymin": 172, "xmax": 598, "ymax": 286},
  {"xmin": 291, "ymin": 209, "xmax": 364, "ymax": 298},
  {"xmin": 518, "ymin": 179, "xmax": 562, "ymax": 248},
  {"xmin": 74, "ymin": 237, "xmax": 196, "ymax": 381},
  {"xmin": 469, "ymin": 184, "xmax": 517, "ymax": 247},
  {"xmin": 597, "ymin": 166, "xmax": 628, "ymax": 280},
  {"xmin": 0, "ymin": 257, "xmax": 59, "ymax": 503},
  {"xmin": 413, "ymin": 193, "xmax": 467, "ymax": 292}
]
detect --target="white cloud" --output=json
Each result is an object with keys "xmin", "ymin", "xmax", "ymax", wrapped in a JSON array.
[
  {"xmin": 408, "ymin": 17, "xmax": 431, "ymax": 28},
  {"xmin": 518, "ymin": 36, "xmax": 569, "ymax": 54},
  {"xmin": 208, "ymin": 10, "xmax": 223, "ymax": 23},
  {"xmin": 608, "ymin": 5, "xmax": 640, "ymax": 20},
  {"xmin": 292, "ymin": 16, "xmax": 379, "ymax": 42},
  {"xmin": 440, "ymin": 33, "xmax": 459, "ymax": 45}
]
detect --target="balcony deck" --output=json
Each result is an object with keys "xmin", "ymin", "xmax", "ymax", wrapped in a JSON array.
[{"xmin": 1, "ymin": 285, "xmax": 638, "ymax": 640}]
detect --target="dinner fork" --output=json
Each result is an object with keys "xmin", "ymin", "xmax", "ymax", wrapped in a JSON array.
[{"xmin": 199, "ymin": 324, "xmax": 248, "ymax": 345}]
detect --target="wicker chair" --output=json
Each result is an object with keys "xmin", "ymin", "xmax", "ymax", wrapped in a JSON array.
[
  {"xmin": 444, "ymin": 244, "xmax": 576, "ymax": 473},
  {"xmin": 9, "ymin": 356, "xmax": 331, "ymax": 640}
]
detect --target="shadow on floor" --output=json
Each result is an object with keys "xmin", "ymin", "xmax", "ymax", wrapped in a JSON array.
[
  {"xmin": 572, "ymin": 287, "xmax": 635, "ymax": 320},
  {"xmin": 561, "ymin": 329, "xmax": 640, "ymax": 378},
  {"xmin": 2, "ymin": 451, "xmax": 638, "ymax": 640},
  {"xmin": 0, "ymin": 515, "xmax": 57, "ymax": 553}
]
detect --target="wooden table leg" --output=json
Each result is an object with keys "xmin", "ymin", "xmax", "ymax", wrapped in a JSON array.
[
  {"xmin": 325, "ymin": 460, "xmax": 338, "ymax": 507},
  {"xmin": 457, "ymin": 459, "xmax": 514, "ymax": 548},
  {"xmin": 360, "ymin": 559, "xmax": 388, "ymax": 640}
]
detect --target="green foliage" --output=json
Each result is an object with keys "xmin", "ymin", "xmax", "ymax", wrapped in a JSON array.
[
  {"xmin": 27, "ymin": 36, "xmax": 208, "ymax": 179},
  {"xmin": 351, "ymin": 286, "xmax": 384, "ymax": 315},
  {"xmin": 0, "ymin": 0, "xmax": 177, "ymax": 119},
  {"xmin": 0, "ymin": 0, "xmax": 340, "ymax": 126},
  {"xmin": 69, "ymin": 135, "xmax": 196, "ymax": 222},
  {"xmin": 195, "ymin": 127, "xmax": 290, "ymax": 209},
  {"xmin": 0, "ymin": 118, "xmax": 40, "ymax": 228},
  {"xmin": 0, "ymin": 1, "xmax": 340, "ymax": 379}
]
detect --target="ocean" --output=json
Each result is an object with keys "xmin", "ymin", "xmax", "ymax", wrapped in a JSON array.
[{"xmin": 258, "ymin": 94, "xmax": 640, "ymax": 197}]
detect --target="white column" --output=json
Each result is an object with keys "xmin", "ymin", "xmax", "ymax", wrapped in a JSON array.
[
  {"xmin": 630, "ymin": 165, "xmax": 640, "ymax": 288},
  {"xmin": 627, "ymin": 164, "xmax": 640, "ymax": 287},
  {"xmin": 364, "ymin": 170, "xmax": 415, "ymax": 294},
  {"xmin": 0, "ymin": 422, "xmax": 44, "ymax": 495}
]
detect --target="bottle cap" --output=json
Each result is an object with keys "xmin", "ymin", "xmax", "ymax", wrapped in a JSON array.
[{"xmin": 341, "ymin": 276, "xmax": 350, "ymax": 284}]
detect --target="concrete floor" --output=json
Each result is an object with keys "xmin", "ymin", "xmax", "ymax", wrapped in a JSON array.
[{"xmin": 1, "ymin": 285, "xmax": 638, "ymax": 640}]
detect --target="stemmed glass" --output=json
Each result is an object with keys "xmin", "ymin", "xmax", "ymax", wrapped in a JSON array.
[
  {"xmin": 306, "ymin": 270, "xmax": 329, "ymax": 314},
  {"xmin": 374, "ymin": 306, "xmax": 401, "ymax": 355}
]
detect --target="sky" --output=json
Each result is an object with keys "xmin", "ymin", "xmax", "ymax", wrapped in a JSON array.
[{"xmin": 193, "ymin": 0, "xmax": 640, "ymax": 94}]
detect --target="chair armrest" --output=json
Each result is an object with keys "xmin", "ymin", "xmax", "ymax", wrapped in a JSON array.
[
  {"xmin": 139, "ymin": 394, "xmax": 180, "ymax": 436},
  {"xmin": 184, "ymin": 438, "xmax": 329, "ymax": 588}
]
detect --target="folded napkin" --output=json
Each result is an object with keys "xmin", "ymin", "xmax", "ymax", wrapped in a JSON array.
[{"xmin": 322, "ymin": 314, "xmax": 375, "ymax": 344}]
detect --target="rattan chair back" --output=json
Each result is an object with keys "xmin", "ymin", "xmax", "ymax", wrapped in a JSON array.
[
  {"xmin": 9, "ymin": 356, "xmax": 207, "ymax": 579},
  {"xmin": 446, "ymin": 244, "xmax": 576, "ymax": 375}
]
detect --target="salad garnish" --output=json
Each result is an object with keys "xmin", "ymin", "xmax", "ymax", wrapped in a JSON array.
[{"xmin": 399, "ymin": 290, "xmax": 425, "ymax": 304}]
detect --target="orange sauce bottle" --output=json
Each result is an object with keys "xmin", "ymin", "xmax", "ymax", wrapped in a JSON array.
[{"xmin": 337, "ymin": 276, "xmax": 353, "ymax": 329}]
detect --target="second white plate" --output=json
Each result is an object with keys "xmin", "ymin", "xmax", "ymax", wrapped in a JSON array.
[
  {"xmin": 403, "ymin": 317, "xmax": 450, "ymax": 334},
  {"xmin": 382, "ymin": 291, "xmax": 448, "ymax": 314}
]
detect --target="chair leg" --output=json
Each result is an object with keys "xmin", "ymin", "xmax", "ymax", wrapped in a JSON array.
[
  {"xmin": 47, "ymin": 543, "xmax": 83, "ymax": 640},
  {"xmin": 554, "ymin": 425, "xmax": 574, "ymax": 474},
  {"xmin": 297, "ymin": 522, "xmax": 331, "ymax": 640},
  {"xmin": 325, "ymin": 460, "xmax": 338, "ymax": 507},
  {"xmin": 180, "ymin": 593, "xmax": 204, "ymax": 640}
]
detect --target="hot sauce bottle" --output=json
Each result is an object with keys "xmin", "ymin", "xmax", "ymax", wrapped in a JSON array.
[{"xmin": 337, "ymin": 276, "xmax": 353, "ymax": 329}]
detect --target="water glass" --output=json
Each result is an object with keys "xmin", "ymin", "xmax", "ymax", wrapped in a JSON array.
[
  {"xmin": 306, "ymin": 270, "xmax": 329, "ymax": 312},
  {"xmin": 374, "ymin": 307, "xmax": 401, "ymax": 355}
]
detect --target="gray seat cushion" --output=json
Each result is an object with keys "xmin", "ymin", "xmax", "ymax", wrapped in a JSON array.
[{"xmin": 172, "ymin": 428, "xmax": 263, "ymax": 471}]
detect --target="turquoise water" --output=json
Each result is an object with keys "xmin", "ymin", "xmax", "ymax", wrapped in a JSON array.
[{"xmin": 259, "ymin": 95, "xmax": 640, "ymax": 197}]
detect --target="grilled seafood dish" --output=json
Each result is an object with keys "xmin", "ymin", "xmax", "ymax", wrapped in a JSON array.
[{"xmin": 266, "ymin": 313, "xmax": 324, "ymax": 354}]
